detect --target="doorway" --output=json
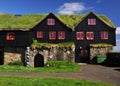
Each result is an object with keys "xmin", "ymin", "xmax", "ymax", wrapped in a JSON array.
[
  {"xmin": 79, "ymin": 49, "xmax": 89, "ymax": 63},
  {"xmin": 75, "ymin": 49, "xmax": 89, "ymax": 63},
  {"xmin": 34, "ymin": 54, "xmax": 44, "ymax": 67}
]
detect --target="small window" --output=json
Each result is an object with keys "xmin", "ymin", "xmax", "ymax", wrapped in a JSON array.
[
  {"xmin": 47, "ymin": 18, "xmax": 55, "ymax": 25},
  {"xmin": 6, "ymin": 32, "xmax": 15, "ymax": 40},
  {"xmin": 88, "ymin": 18, "xmax": 96, "ymax": 25},
  {"xmin": 76, "ymin": 32, "xmax": 84, "ymax": 40},
  {"xmin": 80, "ymin": 50, "xmax": 84, "ymax": 57},
  {"xmin": 49, "ymin": 31, "xmax": 56, "ymax": 40},
  {"xmin": 100, "ymin": 31, "xmax": 108, "ymax": 40},
  {"xmin": 80, "ymin": 50, "xmax": 88, "ymax": 57},
  {"xmin": 37, "ymin": 31, "xmax": 43, "ymax": 38},
  {"xmin": 86, "ymin": 32, "xmax": 94, "ymax": 40},
  {"xmin": 58, "ymin": 31, "xmax": 65, "ymax": 40}
]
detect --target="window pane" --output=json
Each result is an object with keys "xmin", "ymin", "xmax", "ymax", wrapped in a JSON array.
[
  {"xmin": 6, "ymin": 32, "xmax": 15, "ymax": 40},
  {"xmin": 88, "ymin": 18, "xmax": 96, "ymax": 25},
  {"xmin": 37, "ymin": 31, "xmax": 43, "ymax": 38},
  {"xmin": 76, "ymin": 32, "xmax": 84, "ymax": 40},
  {"xmin": 101, "ymin": 31, "xmax": 108, "ymax": 40},
  {"xmin": 58, "ymin": 31, "xmax": 65, "ymax": 40},
  {"xmin": 49, "ymin": 31, "xmax": 56, "ymax": 40},
  {"xmin": 86, "ymin": 32, "xmax": 94, "ymax": 40},
  {"xmin": 47, "ymin": 18, "xmax": 55, "ymax": 25}
]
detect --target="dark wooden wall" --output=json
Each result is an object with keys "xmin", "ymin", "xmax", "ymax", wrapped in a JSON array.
[
  {"xmin": 74, "ymin": 13, "xmax": 116, "ymax": 49},
  {"xmin": 74, "ymin": 13, "xmax": 116, "ymax": 63},
  {"xmin": 32, "ymin": 13, "xmax": 72, "ymax": 43},
  {"xmin": 0, "ymin": 30, "xmax": 31, "ymax": 47}
]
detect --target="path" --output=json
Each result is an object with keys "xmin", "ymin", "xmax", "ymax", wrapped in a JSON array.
[{"xmin": 0, "ymin": 64, "xmax": 120, "ymax": 85}]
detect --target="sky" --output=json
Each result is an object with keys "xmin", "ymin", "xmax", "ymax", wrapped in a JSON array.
[{"xmin": 0, "ymin": 0, "xmax": 120, "ymax": 51}]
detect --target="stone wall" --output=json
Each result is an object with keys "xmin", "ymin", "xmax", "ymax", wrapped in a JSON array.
[
  {"xmin": 29, "ymin": 45, "xmax": 75, "ymax": 67},
  {"xmin": 4, "ymin": 47, "xmax": 25, "ymax": 65},
  {"xmin": 90, "ymin": 46, "xmax": 113, "ymax": 60}
]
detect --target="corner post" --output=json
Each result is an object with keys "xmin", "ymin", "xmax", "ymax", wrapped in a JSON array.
[{"xmin": 25, "ymin": 46, "xmax": 30, "ymax": 67}]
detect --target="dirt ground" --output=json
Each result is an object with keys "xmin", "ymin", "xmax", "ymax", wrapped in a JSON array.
[{"xmin": 0, "ymin": 64, "xmax": 120, "ymax": 85}]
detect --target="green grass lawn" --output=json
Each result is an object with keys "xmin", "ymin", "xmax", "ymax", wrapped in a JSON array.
[
  {"xmin": 0, "ymin": 76, "xmax": 115, "ymax": 86},
  {"xmin": 0, "ymin": 61, "xmax": 81, "ymax": 73}
]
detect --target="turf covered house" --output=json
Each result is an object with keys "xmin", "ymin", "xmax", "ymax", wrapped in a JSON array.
[{"xmin": 0, "ymin": 12, "xmax": 116, "ymax": 67}]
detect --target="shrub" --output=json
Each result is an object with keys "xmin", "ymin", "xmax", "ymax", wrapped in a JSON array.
[
  {"xmin": 8, "ymin": 61, "xmax": 24, "ymax": 66},
  {"xmin": 97, "ymin": 55, "xmax": 106, "ymax": 58}
]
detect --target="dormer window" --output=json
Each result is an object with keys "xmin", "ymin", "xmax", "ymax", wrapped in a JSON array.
[
  {"xmin": 6, "ymin": 32, "xmax": 15, "ymax": 40},
  {"xmin": 88, "ymin": 18, "xmax": 96, "ymax": 25},
  {"xmin": 47, "ymin": 18, "xmax": 55, "ymax": 25}
]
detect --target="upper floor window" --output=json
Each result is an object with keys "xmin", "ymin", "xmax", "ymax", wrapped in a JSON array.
[
  {"xmin": 49, "ymin": 31, "xmax": 56, "ymax": 40},
  {"xmin": 36, "ymin": 31, "xmax": 43, "ymax": 38},
  {"xmin": 47, "ymin": 18, "xmax": 55, "ymax": 25},
  {"xmin": 86, "ymin": 32, "xmax": 94, "ymax": 40},
  {"xmin": 58, "ymin": 31, "xmax": 65, "ymax": 40},
  {"xmin": 6, "ymin": 32, "xmax": 15, "ymax": 40},
  {"xmin": 88, "ymin": 18, "xmax": 96, "ymax": 25},
  {"xmin": 100, "ymin": 31, "xmax": 108, "ymax": 40},
  {"xmin": 76, "ymin": 32, "xmax": 84, "ymax": 40}
]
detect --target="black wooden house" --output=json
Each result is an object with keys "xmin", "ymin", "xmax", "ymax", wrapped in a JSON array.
[{"xmin": 0, "ymin": 12, "xmax": 116, "ymax": 65}]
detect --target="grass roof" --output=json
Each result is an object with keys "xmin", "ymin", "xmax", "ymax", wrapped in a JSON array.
[
  {"xmin": 0, "ymin": 14, "xmax": 47, "ymax": 30},
  {"xmin": 56, "ymin": 14, "xmax": 87, "ymax": 29},
  {"xmin": 0, "ymin": 12, "xmax": 115, "ymax": 30},
  {"xmin": 98, "ymin": 15, "xmax": 115, "ymax": 28}
]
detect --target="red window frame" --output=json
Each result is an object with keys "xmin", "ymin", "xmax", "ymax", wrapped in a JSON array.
[
  {"xmin": 100, "ymin": 31, "xmax": 108, "ymax": 40},
  {"xmin": 36, "ymin": 31, "xmax": 43, "ymax": 38},
  {"xmin": 76, "ymin": 32, "xmax": 84, "ymax": 40},
  {"xmin": 58, "ymin": 31, "xmax": 65, "ymax": 40},
  {"xmin": 88, "ymin": 18, "xmax": 96, "ymax": 25},
  {"xmin": 6, "ymin": 32, "xmax": 15, "ymax": 40},
  {"xmin": 86, "ymin": 32, "xmax": 94, "ymax": 40},
  {"xmin": 47, "ymin": 18, "xmax": 55, "ymax": 25},
  {"xmin": 49, "ymin": 31, "xmax": 56, "ymax": 40}
]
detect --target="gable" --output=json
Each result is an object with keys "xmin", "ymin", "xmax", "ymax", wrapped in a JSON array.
[
  {"xmin": 33, "ymin": 13, "xmax": 72, "ymax": 31},
  {"xmin": 74, "ymin": 12, "xmax": 116, "ymax": 30}
]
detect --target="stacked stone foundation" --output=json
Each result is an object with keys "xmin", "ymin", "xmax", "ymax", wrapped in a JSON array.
[{"xmin": 3, "ymin": 45, "xmax": 75, "ymax": 67}]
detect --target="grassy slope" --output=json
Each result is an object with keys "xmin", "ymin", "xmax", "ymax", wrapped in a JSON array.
[{"xmin": 0, "ymin": 76, "xmax": 116, "ymax": 86}]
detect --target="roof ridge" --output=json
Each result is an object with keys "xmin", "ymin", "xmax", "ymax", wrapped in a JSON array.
[{"xmin": 0, "ymin": 12, "xmax": 116, "ymax": 30}]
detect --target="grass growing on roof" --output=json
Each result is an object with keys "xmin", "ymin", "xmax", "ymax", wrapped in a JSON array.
[
  {"xmin": 0, "ymin": 14, "xmax": 47, "ymax": 29},
  {"xmin": 56, "ymin": 14, "xmax": 87, "ymax": 29},
  {"xmin": 98, "ymin": 15, "xmax": 116, "ymax": 28},
  {"xmin": 0, "ymin": 12, "xmax": 115, "ymax": 29}
]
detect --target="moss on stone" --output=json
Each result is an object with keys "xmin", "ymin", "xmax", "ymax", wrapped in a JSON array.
[
  {"xmin": 90, "ymin": 43, "xmax": 113, "ymax": 47},
  {"xmin": 31, "ymin": 40, "xmax": 74, "ymax": 48}
]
